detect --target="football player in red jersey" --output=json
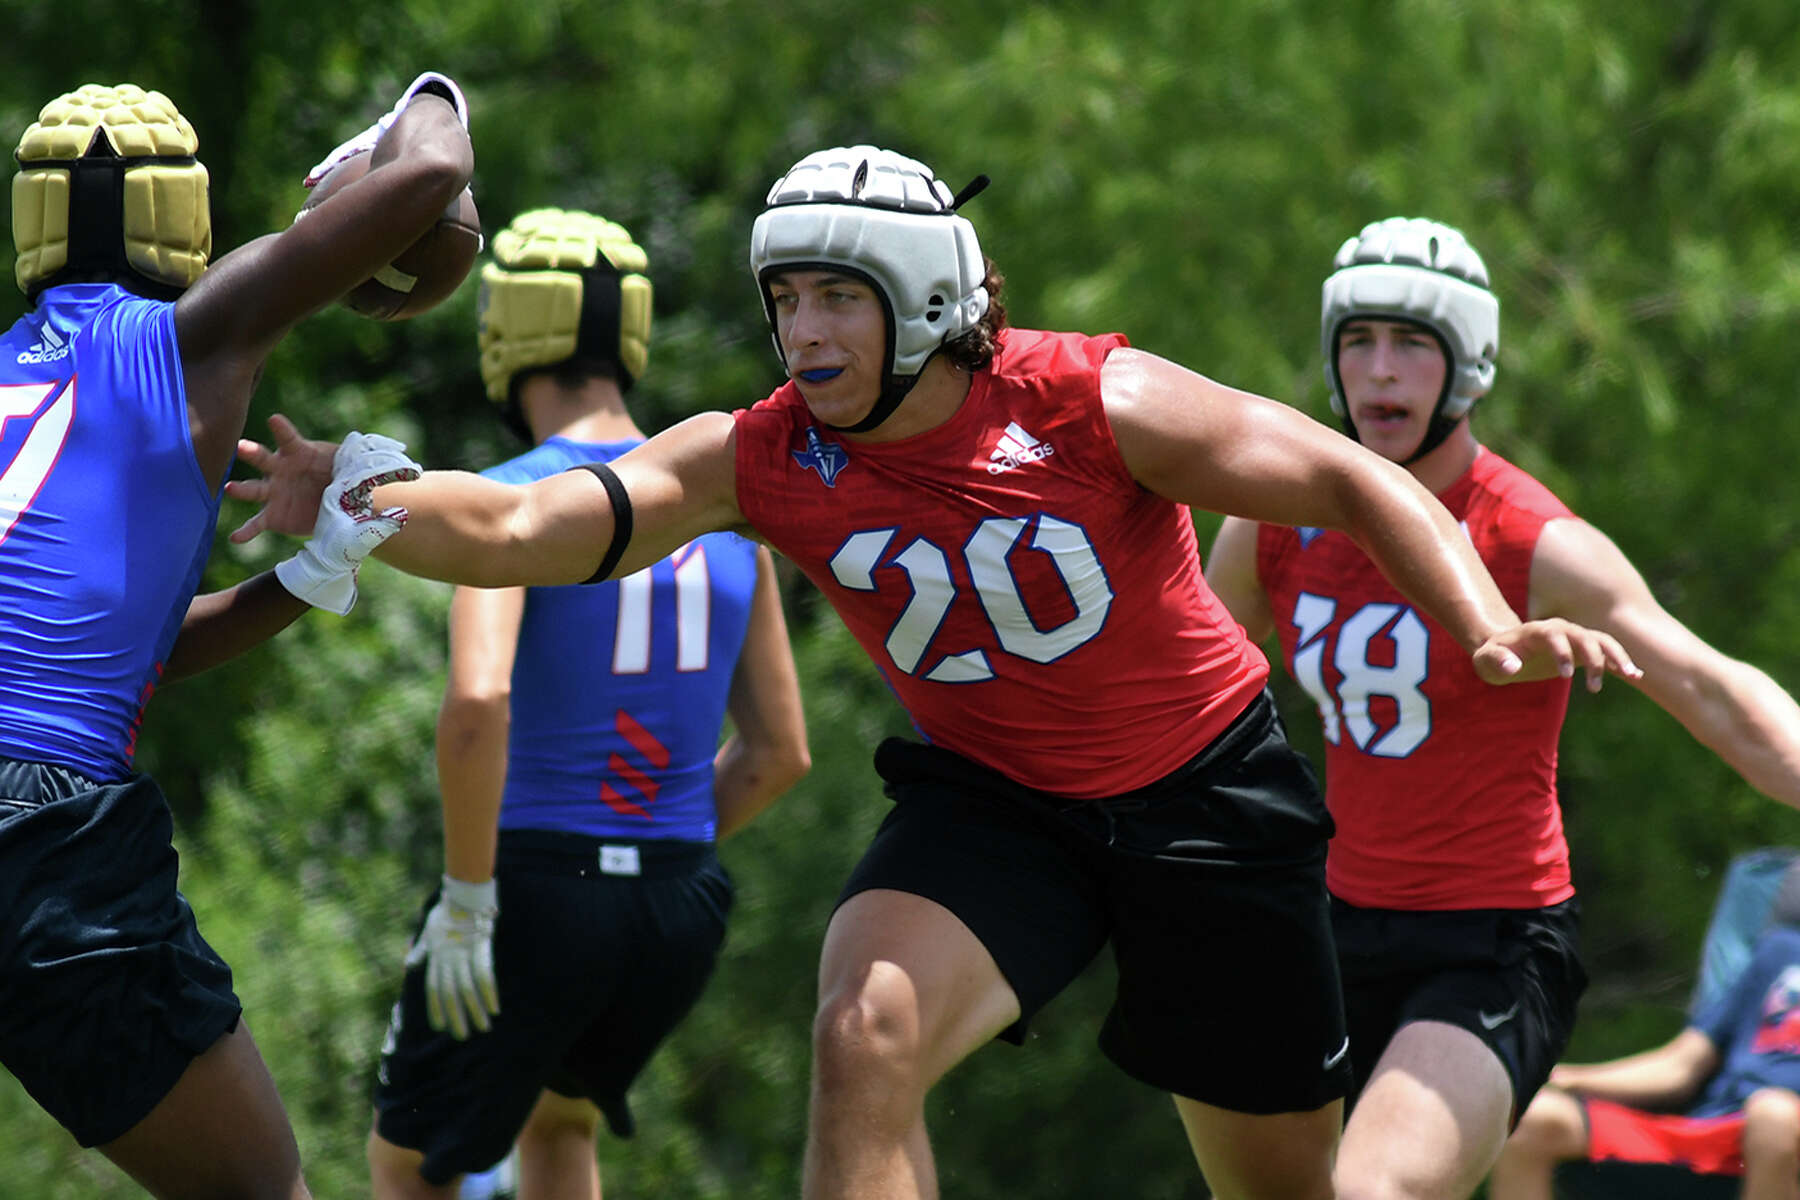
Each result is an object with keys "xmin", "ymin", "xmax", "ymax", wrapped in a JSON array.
[
  {"xmin": 237, "ymin": 154, "xmax": 1639, "ymax": 1200},
  {"xmin": 1205, "ymin": 217, "xmax": 1800, "ymax": 1200}
]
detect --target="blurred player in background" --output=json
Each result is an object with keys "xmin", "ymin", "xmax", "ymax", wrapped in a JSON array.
[
  {"xmin": 1491, "ymin": 860, "xmax": 1800, "ymax": 1200},
  {"xmin": 0, "ymin": 75, "xmax": 472, "ymax": 1198},
  {"xmin": 364, "ymin": 209, "xmax": 809, "ymax": 1200},
  {"xmin": 236, "ymin": 146, "xmax": 1641, "ymax": 1200},
  {"xmin": 1205, "ymin": 216, "xmax": 1800, "ymax": 1200}
]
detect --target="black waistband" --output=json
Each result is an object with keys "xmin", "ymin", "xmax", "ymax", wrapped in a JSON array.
[
  {"xmin": 873, "ymin": 688, "xmax": 1277, "ymax": 813},
  {"xmin": 0, "ymin": 755, "xmax": 106, "ymax": 806}
]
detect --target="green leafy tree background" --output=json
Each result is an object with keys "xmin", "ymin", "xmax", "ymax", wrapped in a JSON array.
[{"xmin": 3, "ymin": 1, "xmax": 1799, "ymax": 1195}]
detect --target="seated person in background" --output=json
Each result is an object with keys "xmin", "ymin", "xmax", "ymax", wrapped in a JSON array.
[{"xmin": 1489, "ymin": 864, "xmax": 1800, "ymax": 1200}]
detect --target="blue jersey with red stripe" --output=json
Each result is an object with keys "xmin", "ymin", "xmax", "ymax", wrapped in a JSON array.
[
  {"xmin": 1691, "ymin": 925, "xmax": 1800, "ymax": 1117},
  {"xmin": 485, "ymin": 436, "xmax": 760, "ymax": 843},
  {"xmin": 0, "ymin": 284, "xmax": 217, "ymax": 781}
]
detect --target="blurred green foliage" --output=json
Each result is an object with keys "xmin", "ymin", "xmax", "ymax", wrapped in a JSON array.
[{"xmin": 4, "ymin": 0, "xmax": 1800, "ymax": 1194}]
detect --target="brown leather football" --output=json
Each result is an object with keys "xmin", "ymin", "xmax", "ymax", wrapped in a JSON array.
[{"xmin": 301, "ymin": 151, "xmax": 480, "ymax": 321}]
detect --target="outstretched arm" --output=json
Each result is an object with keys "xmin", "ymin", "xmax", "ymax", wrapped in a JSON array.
[
  {"xmin": 1532, "ymin": 517, "xmax": 1800, "ymax": 807},
  {"xmin": 229, "ymin": 410, "xmax": 748, "ymax": 590},
  {"xmin": 1103, "ymin": 348, "xmax": 1638, "ymax": 687},
  {"xmin": 713, "ymin": 547, "xmax": 811, "ymax": 839},
  {"xmin": 367, "ymin": 410, "xmax": 747, "ymax": 588},
  {"xmin": 1545, "ymin": 1028, "xmax": 1720, "ymax": 1111},
  {"xmin": 164, "ymin": 428, "xmax": 421, "ymax": 679}
]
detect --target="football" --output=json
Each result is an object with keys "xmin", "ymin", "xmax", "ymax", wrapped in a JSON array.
[{"xmin": 300, "ymin": 151, "xmax": 480, "ymax": 321}]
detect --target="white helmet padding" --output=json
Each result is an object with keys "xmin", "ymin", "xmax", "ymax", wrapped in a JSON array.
[
  {"xmin": 749, "ymin": 145, "xmax": 990, "ymax": 380},
  {"xmin": 1321, "ymin": 216, "xmax": 1499, "ymax": 424}
]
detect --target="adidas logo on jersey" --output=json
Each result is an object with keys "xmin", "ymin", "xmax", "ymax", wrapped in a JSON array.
[
  {"xmin": 16, "ymin": 323, "xmax": 70, "ymax": 365},
  {"xmin": 986, "ymin": 422, "xmax": 1053, "ymax": 475}
]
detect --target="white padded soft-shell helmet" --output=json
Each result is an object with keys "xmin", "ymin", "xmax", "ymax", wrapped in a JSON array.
[
  {"xmin": 750, "ymin": 145, "xmax": 989, "ymax": 430},
  {"xmin": 1321, "ymin": 217, "xmax": 1499, "ymax": 436}
]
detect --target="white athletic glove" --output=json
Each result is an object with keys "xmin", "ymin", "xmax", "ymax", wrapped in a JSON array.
[
  {"xmin": 304, "ymin": 71, "xmax": 471, "ymax": 186},
  {"xmin": 274, "ymin": 432, "xmax": 420, "ymax": 615},
  {"xmin": 405, "ymin": 874, "xmax": 501, "ymax": 1040}
]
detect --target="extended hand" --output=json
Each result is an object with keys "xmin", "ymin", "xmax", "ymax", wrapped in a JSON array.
[
  {"xmin": 263, "ymin": 428, "xmax": 422, "ymax": 614},
  {"xmin": 405, "ymin": 875, "xmax": 501, "ymax": 1040},
  {"xmin": 1472, "ymin": 618, "xmax": 1643, "ymax": 690},
  {"xmin": 226, "ymin": 413, "xmax": 340, "ymax": 544}
]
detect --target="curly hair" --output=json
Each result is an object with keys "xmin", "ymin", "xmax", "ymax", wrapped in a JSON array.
[{"xmin": 940, "ymin": 259, "xmax": 1007, "ymax": 374}]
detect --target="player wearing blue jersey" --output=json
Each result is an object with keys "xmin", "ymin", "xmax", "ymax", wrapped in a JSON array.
[
  {"xmin": 365, "ymin": 210, "xmax": 809, "ymax": 1200},
  {"xmin": 0, "ymin": 77, "xmax": 472, "ymax": 1198},
  {"xmin": 1492, "ymin": 864, "xmax": 1800, "ymax": 1200}
]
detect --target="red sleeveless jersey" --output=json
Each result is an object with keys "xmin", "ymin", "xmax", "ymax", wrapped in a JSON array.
[
  {"xmin": 734, "ymin": 328, "xmax": 1267, "ymax": 798},
  {"xmin": 1257, "ymin": 448, "xmax": 1576, "ymax": 909}
]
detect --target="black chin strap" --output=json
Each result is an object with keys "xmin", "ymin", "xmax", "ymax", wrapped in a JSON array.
[
  {"xmin": 1402, "ymin": 412, "xmax": 1462, "ymax": 465},
  {"xmin": 826, "ymin": 376, "xmax": 913, "ymax": 434},
  {"xmin": 824, "ymin": 347, "xmax": 944, "ymax": 435}
]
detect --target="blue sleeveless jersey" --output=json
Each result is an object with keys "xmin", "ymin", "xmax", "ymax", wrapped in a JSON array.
[
  {"xmin": 0, "ymin": 284, "xmax": 218, "ymax": 781},
  {"xmin": 485, "ymin": 437, "xmax": 760, "ymax": 843}
]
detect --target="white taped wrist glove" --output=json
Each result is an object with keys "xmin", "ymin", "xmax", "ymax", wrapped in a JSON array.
[
  {"xmin": 305, "ymin": 71, "xmax": 471, "ymax": 186},
  {"xmin": 405, "ymin": 874, "xmax": 500, "ymax": 1040},
  {"xmin": 275, "ymin": 432, "xmax": 420, "ymax": 615}
]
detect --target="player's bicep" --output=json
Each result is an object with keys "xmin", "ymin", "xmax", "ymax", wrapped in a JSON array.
[
  {"xmin": 596, "ymin": 411, "xmax": 746, "ymax": 579},
  {"xmin": 1666, "ymin": 1027, "xmax": 1722, "ymax": 1082},
  {"xmin": 1102, "ymin": 347, "xmax": 1377, "ymax": 529},
  {"xmin": 176, "ymin": 102, "xmax": 470, "ymax": 364},
  {"xmin": 1530, "ymin": 520, "xmax": 1699, "ymax": 668},
  {"xmin": 1530, "ymin": 517, "xmax": 1745, "ymax": 712}
]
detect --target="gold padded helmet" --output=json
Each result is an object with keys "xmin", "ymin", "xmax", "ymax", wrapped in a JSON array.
[
  {"xmin": 476, "ymin": 208, "xmax": 653, "ymax": 436},
  {"xmin": 13, "ymin": 83, "xmax": 211, "ymax": 299}
]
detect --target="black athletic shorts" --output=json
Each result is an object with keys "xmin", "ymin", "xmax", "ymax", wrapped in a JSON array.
[
  {"xmin": 0, "ymin": 756, "xmax": 242, "ymax": 1147},
  {"xmin": 839, "ymin": 690, "xmax": 1351, "ymax": 1115},
  {"xmin": 1331, "ymin": 895, "xmax": 1587, "ymax": 1119},
  {"xmin": 373, "ymin": 830, "xmax": 733, "ymax": 1186}
]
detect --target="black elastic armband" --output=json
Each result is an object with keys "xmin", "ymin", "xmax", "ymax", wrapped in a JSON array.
[{"xmin": 571, "ymin": 462, "xmax": 633, "ymax": 584}]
